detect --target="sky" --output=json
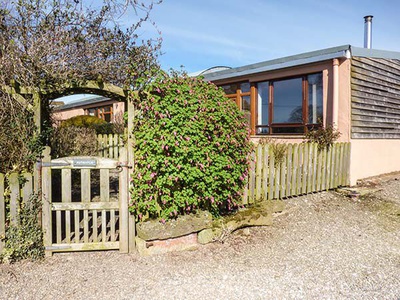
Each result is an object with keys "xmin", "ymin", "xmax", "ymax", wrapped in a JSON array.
[
  {"xmin": 145, "ymin": 0, "xmax": 400, "ymax": 73},
  {"xmin": 61, "ymin": 0, "xmax": 400, "ymax": 103}
]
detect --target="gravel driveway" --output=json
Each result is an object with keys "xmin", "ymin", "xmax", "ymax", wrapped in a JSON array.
[{"xmin": 1, "ymin": 176, "xmax": 400, "ymax": 299}]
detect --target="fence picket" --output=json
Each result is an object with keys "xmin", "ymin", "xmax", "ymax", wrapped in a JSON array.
[
  {"xmin": 262, "ymin": 145, "xmax": 269, "ymax": 201},
  {"xmin": 255, "ymin": 144, "xmax": 262, "ymax": 202},
  {"xmin": 248, "ymin": 152, "xmax": 256, "ymax": 204},
  {"xmin": 291, "ymin": 144, "xmax": 298, "ymax": 196},
  {"xmin": 286, "ymin": 144, "xmax": 292, "ymax": 197},
  {"xmin": 9, "ymin": 173, "xmax": 19, "ymax": 226},
  {"xmin": 81, "ymin": 169, "xmax": 90, "ymax": 243},
  {"xmin": 22, "ymin": 173, "xmax": 33, "ymax": 205},
  {"xmin": 268, "ymin": 147, "xmax": 275, "ymax": 200},
  {"xmin": 302, "ymin": 143, "xmax": 309, "ymax": 194}
]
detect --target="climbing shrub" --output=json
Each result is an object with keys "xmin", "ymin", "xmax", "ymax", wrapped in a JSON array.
[
  {"xmin": 304, "ymin": 124, "xmax": 341, "ymax": 151},
  {"xmin": 259, "ymin": 138, "xmax": 288, "ymax": 166},
  {"xmin": 0, "ymin": 192, "xmax": 44, "ymax": 263},
  {"xmin": 131, "ymin": 72, "xmax": 252, "ymax": 221}
]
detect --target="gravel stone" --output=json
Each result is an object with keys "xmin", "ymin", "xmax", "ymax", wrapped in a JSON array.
[{"xmin": 1, "ymin": 176, "xmax": 399, "ymax": 299}]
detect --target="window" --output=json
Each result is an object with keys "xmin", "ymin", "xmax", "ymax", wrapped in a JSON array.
[
  {"xmin": 85, "ymin": 105, "xmax": 113, "ymax": 122},
  {"xmin": 221, "ymin": 82, "xmax": 251, "ymax": 124},
  {"xmin": 256, "ymin": 73, "xmax": 323, "ymax": 135}
]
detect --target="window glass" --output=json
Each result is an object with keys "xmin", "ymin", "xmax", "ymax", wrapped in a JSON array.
[
  {"xmin": 273, "ymin": 78, "xmax": 303, "ymax": 123},
  {"xmin": 242, "ymin": 95, "xmax": 251, "ymax": 125},
  {"xmin": 257, "ymin": 81, "xmax": 269, "ymax": 126},
  {"xmin": 308, "ymin": 73, "xmax": 323, "ymax": 124},
  {"xmin": 240, "ymin": 82, "xmax": 250, "ymax": 93},
  {"xmin": 221, "ymin": 83, "xmax": 239, "ymax": 95},
  {"xmin": 87, "ymin": 108, "xmax": 96, "ymax": 116},
  {"xmin": 272, "ymin": 126, "xmax": 304, "ymax": 134}
]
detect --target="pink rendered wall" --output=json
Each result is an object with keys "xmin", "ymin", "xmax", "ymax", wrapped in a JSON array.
[
  {"xmin": 350, "ymin": 139, "xmax": 400, "ymax": 185},
  {"xmin": 53, "ymin": 108, "xmax": 85, "ymax": 122},
  {"xmin": 113, "ymin": 102, "xmax": 125, "ymax": 122}
]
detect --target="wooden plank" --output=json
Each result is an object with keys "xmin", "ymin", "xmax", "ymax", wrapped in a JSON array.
[
  {"xmin": 291, "ymin": 144, "xmax": 298, "ymax": 196},
  {"xmin": 97, "ymin": 134, "xmax": 103, "ymax": 157},
  {"xmin": 41, "ymin": 147, "xmax": 52, "ymax": 256},
  {"xmin": 49, "ymin": 241, "xmax": 119, "ymax": 252},
  {"xmin": 100, "ymin": 168, "xmax": 109, "ymax": 242},
  {"xmin": 81, "ymin": 169, "xmax": 90, "ymax": 243},
  {"xmin": 345, "ymin": 143, "xmax": 351, "ymax": 186},
  {"xmin": 286, "ymin": 145, "xmax": 292, "ymax": 197},
  {"xmin": 22, "ymin": 173, "xmax": 33, "ymax": 205},
  {"xmin": 334, "ymin": 144, "xmax": 341, "ymax": 188},
  {"xmin": 330, "ymin": 146, "xmax": 336, "ymax": 189},
  {"xmin": 9, "ymin": 173, "xmax": 19, "ymax": 226},
  {"xmin": 248, "ymin": 152, "xmax": 256, "ymax": 204},
  {"xmin": 119, "ymin": 147, "xmax": 129, "ymax": 253},
  {"xmin": 311, "ymin": 144, "xmax": 318, "ymax": 192},
  {"xmin": 316, "ymin": 147, "xmax": 323, "ymax": 191},
  {"xmin": 56, "ymin": 210, "xmax": 62, "ymax": 244},
  {"xmin": 352, "ymin": 57, "xmax": 400, "ymax": 82},
  {"xmin": 268, "ymin": 147, "xmax": 275, "ymax": 200},
  {"xmin": 92, "ymin": 210, "xmax": 98, "ymax": 243},
  {"xmin": 301, "ymin": 143, "xmax": 308, "ymax": 194},
  {"xmin": 280, "ymin": 154, "xmax": 286, "ymax": 199},
  {"xmin": 255, "ymin": 144, "xmax": 262, "ymax": 202},
  {"xmin": 110, "ymin": 210, "xmax": 116, "ymax": 242},
  {"xmin": 0, "ymin": 174, "xmax": 5, "ymax": 252},
  {"xmin": 307, "ymin": 143, "xmax": 313, "ymax": 193},
  {"xmin": 296, "ymin": 144, "xmax": 304, "ymax": 195},
  {"xmin": 74, "ymin": 210, "xmax": 80, "ymax": 243},
  {"xmin": 327, "ymin": 147, "xmax": 333, "ymax": 190},
  {"xmin": 338, "ymin": 143, "xmax": 344, "ymax": 187},
  {"xmin": 114, "ymin": 134, "xmax": 119, "ymax": 160},
  {"xmin": 109, "ymin": 134, "xmax": 114, "ymax": 158},
  {"xmin": 321, "ymin": 147, "xmax": 327, "ymax": 191},
  {"xmin": 242, "ymin": 181, "xmax": 248, "ymax": 205},
  {"xmin": 52, "ymin": 202, "xmax": 120, "ymax": 211},
  {"xmin": 262, "ymin": 145, "xmax": 269, "ymax": 201},
  {"xmin": 274, "ymin": 161, "xmax": 281, "ymax": 199},
  {"xmin": 62, "ymin": 169, "xmax": 72, "ymax": 243}
]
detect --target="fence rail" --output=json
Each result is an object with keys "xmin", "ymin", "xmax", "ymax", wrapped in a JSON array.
[
  {"xmin": 0, "ymin": 172, "xmax": 35, "ymax": 252},
  {"xmin": 97, "ymin": 134, "xmax": 124, "ymax": 159},
  {"xmin": 242, "ymin": 142, "xmax": 351, "ymax": 204}
]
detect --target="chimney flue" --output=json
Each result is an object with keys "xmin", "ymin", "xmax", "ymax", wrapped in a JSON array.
[{"xmin": 364, "ymin": 15, "xmax": 373, "ymax": 49}]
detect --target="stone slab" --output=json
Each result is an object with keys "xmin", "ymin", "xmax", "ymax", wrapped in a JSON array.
[{"xmin": 136, "ymin": 233, "xmax": 199, "ymax": 256}]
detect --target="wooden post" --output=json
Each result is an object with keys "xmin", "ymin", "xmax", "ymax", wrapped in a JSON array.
[
  {"xmin": 33, "ymin": 92, "xmax": 41, "ymax": 135},
  {"xmin": 127, "ymin": 95, "xmax": 136, "ymax": 252},
  {"xmin": 9, "ymin": 173, "xmax": 19, "ymax": 226},
  {"xmin": 41, "ymin": 146, "xmax": 52, "ymax": 257},
  {"xmin": 119, "ymin": 147, "xmax": 129, "ymax": 253}
]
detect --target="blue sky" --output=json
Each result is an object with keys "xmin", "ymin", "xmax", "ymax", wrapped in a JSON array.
[
  {"xmin": 146, "ymin": 0, "xmax": 400, "ymax": 73},
  {"xmin": 61, "ymin": 0, "xmax": 400, "ymax": 103}
]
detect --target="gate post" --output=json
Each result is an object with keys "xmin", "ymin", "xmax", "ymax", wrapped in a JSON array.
[
  {"xmin": 127, "ymin": 96, "xmax": 136, "ymax": 253},
  {"xmin": 41, "ymin": 147, "xmax": 52, "ymax": 257},
  {"xmin": 119, "ymin": 147, "xmax": 129, "ymax": 253}
]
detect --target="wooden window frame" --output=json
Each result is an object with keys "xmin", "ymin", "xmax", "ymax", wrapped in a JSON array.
[
  {"xmin": 255, "ymin": 73, "xmax": 323, "ymax": 135},
  {"xmin": 85, "ymin": 105, "xmax": 114, "ymax": 122}
]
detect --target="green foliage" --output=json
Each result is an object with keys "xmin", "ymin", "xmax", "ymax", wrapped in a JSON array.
[
  {"xmin": 0, "ymin": 193, "xmax": 44, "ymax": 263},
  {"xmin": 259, "ymin": 138, "xmax": 288, "ymax": 166},
  {"xmin": 50, "ymin": 126, "xmax": 98, "ymax": 158},
  {"xmin": 0, "ymin": 94, "xmax": 47, "ymax": 173},
  {"xmin": 304, "ymin": 124, "xmax": 341, "ymax": 151},
  {"xmin": 60, "ymin": 115, "xmax": 115, "ymax": 134},
  {"xmin": 130, "ymin": 71, "xmax": 252, "ymax": 221}
]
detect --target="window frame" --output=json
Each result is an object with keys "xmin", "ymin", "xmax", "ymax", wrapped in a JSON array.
[
  {"xmin": 85, "ymin": 105, "xmax": 114, "ymax": 122},
  {"xmin": 255, "ymin": 73, "xmax": 323, "ymax": 135}
]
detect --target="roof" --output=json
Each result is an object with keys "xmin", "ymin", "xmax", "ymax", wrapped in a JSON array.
[
  {"xmin": 202, "ymin": 45, "xmax": 400, "ymax": 82},
  {"xmin": 54, "ymin": 95, "xmax": 112, "ymax": 111}
]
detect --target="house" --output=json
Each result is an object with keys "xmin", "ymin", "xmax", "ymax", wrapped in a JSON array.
[
  {"xmin": 53, "ymin": 95, "xmax": 125, "ymax": 123},
  {"xmin": 202, "ymin": 44, "xmax": 400, "ymax": 185}
]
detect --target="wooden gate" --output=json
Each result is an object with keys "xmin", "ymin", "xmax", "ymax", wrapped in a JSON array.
[{"xmin": 40, "ymin": 147, "xmax": 131, "ymax": 255}]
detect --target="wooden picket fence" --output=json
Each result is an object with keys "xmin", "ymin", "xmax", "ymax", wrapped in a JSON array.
[
  {"xmin": 97, "ymin": 133, "xmax": 124, "ymax": 159},
  {"xmin": 0, "ymin": 172, "xmax": 35, "ymax": 252},
  {"xmin": 242, "ymin": 142, "xmax": 351, "ymax": 204}
]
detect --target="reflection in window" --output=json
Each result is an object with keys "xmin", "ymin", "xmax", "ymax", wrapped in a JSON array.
[
  {"xmin": 273, "ymin": 78, "xmax": 303, "ymax": 123},
  {"xmin": 308, "ymin": 73, "xmax": 323, "ymax": 124},
  {"xmin": 255, "ymin": 73, "xmax": 323, "ymax": 135}
]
